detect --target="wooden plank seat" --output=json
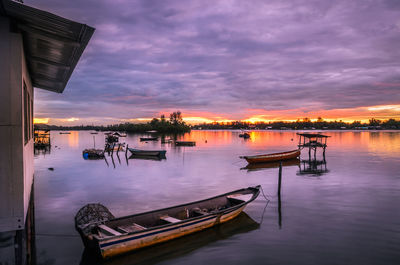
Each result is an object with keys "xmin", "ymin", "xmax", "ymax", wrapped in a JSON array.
[
  {"xmin": 98, "ymin": 224, "xmax": 122, "ymax": 236},
  {"xmin": 160, "ymin": 215, "xmax": 182, "ymax": 223},
  {"xmin": 117, "ymin": 223, "xmax": 147, "ymax": 233}
]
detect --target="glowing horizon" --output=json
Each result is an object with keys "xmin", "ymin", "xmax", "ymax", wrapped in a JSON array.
[{"xmin": 33, "ymin": 104, "xmax": 400, "ymax": 126}]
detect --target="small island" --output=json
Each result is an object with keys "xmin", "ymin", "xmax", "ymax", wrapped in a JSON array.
[{"xmin": 34, "ymin": 111, "xmax": 191, "ymax": 133}]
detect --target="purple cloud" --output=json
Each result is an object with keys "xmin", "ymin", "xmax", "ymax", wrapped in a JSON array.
[{"xmin": 31, "ymin": 0, "xmax": 400, "ymax": 122}]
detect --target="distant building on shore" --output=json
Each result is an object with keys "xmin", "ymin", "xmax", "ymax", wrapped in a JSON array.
[{"xmin": 0, "ymin": 0, "xmax": 94, "ymax": 262}]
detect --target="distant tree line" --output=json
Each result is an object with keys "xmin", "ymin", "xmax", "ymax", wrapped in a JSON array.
[
  {"xmin": 34, "ymin": 111, "xmax": 191, "ymax": 133},
  {"xmin": 192, "ymin": 117, "xmax": 400, "ymax": 130}
]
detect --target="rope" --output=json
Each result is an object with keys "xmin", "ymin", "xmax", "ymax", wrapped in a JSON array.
[
  {"xmin": 259, "ymin": 185, "xmax": 271, "ymax": 201},
  {"xmin": 259, "ymin": 200, "xmax": 269, "ymax": 225}
]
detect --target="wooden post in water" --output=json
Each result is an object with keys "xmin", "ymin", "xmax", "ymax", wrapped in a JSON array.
[
  {"xmin": 278, "ymin": 162, "xmax": 282, "ymax": 196},
  {"xmin": 125, "ymin": 144, "xmax": 129, "ymax": 166},
  {"xmin": 278, "ymin": 161, "xmax": 282, "ymax": 228}
]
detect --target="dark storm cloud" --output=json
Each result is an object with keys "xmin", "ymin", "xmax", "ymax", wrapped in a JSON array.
[{"xmin": 31, "ymin": 0, "xmax": 400, "ymax": 120}]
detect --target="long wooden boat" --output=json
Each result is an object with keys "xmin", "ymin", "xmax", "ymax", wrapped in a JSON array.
[
  {"xmin": 240, "ymin": 149, "xmax": 301, "ymax": 164},
  {"xmin": 128, "ymin": 148, "xmax": 166, "ymax": 157},
  {"xmin": 140, "ymin": 137, "xmax": 158, "ymax": 141},
  {"xmin": 79, "ymin": 212, "xmax": 259, "ymax": 265},
  {"xmin": 175, "ymin": 140, "xmax": 196, "ymax": 146},
  {"xmin": 74, "ymin": 186, "xmax": 260, "ymax": 259}
]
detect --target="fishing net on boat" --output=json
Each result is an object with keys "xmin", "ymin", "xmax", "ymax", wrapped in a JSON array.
[{"xmin": 74, "ymin": 203, "xmax": 114, "ymax": 235}]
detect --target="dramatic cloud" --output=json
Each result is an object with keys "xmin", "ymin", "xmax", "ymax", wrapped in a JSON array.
[{"xmin": 31, "ymin": 0, "xmax": 400, "ymax": 124}]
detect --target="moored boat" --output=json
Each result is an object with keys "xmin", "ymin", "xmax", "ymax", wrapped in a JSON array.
[
  {"xmin": 240, "ymin": 149, "xmax": 301, "ymax": 164},
  {"xmin": 140, "ymin": 137, "xmax": 158, "ymax": 141},
  {"xmin": 175, "ymin": 141, "xmax": 196, "ymax": 146},
  {"xmin": 128, "ymin": 148, "xmax": 166, "ymax": 157},
  {"xmin": 241, "ymin": 158, "xmax": 300, "ymax": 171},
  {"xmin": 74, "ymin": 186, "xmax": 260, "ymax": 258}
]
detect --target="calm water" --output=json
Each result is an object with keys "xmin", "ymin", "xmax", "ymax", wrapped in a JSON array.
[{"xmin": 33, "ymin": 130, "xmax": 400, "ymax": 265}]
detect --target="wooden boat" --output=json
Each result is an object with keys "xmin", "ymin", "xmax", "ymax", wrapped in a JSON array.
[
  {"xmin": 128, "ymin": 148, "xmax": 166, "ymax": 157},
  {"xmin": 140, "ymin": 137, "xmax": 158, "ymax": 141},
  {"xmin": 74, "ymin": 186, "xmax": 260, "ymax": 259},
  {"xmin": 59, "ymin": 132, "xmax": 71, "ymax": 134},
  {"xmin": 79, "ymin": 212, "xmax": 259, "ymax": 265},
  {"xmin": 83, "ymin": 149, "xmax": 105, "ymax": 159},
  {"xmin": 241, "ymin": 158, "xmax": 300, "ymax": 171},
  {"xmin": 240, "ymin": 149, "xmax": 301, "ymax": 164},
  {"xmin": 90, "ymin": 132, "xmax": 98, "ymax": 135},
  {"xmin": 175, "ymin": 141, "xmax": 196, "ymax": 146}
]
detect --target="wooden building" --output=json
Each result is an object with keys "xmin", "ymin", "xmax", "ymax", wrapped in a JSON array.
[{"xmin": 0, "ymin": 0, "xmax": 94, "ymax": 234}]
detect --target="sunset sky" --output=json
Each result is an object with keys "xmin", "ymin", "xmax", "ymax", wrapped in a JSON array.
[{"xmin": 31, "ymin": 0, "xmax": 400, "ymax": 125}]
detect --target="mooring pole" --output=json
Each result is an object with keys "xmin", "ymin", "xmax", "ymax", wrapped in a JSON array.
[
  {"xmin": 278, "ymin": 161, "xmax": 282, "ymax": 228},
  {"xmin": 278, "ymin": 161, "xmax": 282, "ymax": 196}
]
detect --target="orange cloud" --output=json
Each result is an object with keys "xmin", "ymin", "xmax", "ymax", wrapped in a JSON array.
[{"xmin": 33, "ymin": 118, "xmax": 49, "ymax": 124}]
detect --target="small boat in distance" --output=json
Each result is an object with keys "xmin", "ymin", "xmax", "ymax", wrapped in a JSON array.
[
  {"xmin": 140, "ymin": 137, "xmax": 158, "ymax": 141},
  {"xmin": 59, "ymin": 132, "xmax": 71, "ymax": 134},
  {"xmin": 75, "ymin": 186, "xmax": 260, "ymax": 259},
  {"xmin": 175, "ymin": 141, "xmax": 196, "ymax": 146},
  {"xmin": 90, "ymin": 132, "xmax": 98, "ymax": 135},
  {"xmin": 128, "ymin": 148, "xmax": 166, "ymax": 157},
  {"xmin": 240, "ymin": 149, "xmax": 301, "ymax": 164}
]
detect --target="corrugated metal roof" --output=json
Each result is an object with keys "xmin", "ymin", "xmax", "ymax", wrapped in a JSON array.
[{"xmin": 0, "ymin": 0, "xmax": 95, "ymax": 93}]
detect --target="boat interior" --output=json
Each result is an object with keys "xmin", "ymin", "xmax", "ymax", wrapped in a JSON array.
[{"xmin": 93, "ymin": 193, "xmax": 253, "ymax": 239}]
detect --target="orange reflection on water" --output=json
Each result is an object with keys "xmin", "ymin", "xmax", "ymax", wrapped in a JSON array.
[
  {"xmin": 320, "ymin": 131, "xmax": 400, "ymax": 157},
  {"xmin": 187, "ymin": 130, "xmax": 300, "ymax": 150},
  {"xmin": 187, "ymin": 130, "xmax": 400, "ymax": 157},
  {"xmin": 68, "ymin": 131, "xmax": 79, "ymax": 148}
]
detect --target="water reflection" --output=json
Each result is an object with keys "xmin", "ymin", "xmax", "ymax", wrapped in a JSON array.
[
  {"xmin": 128, "ymin": 155, "xmax": 165, "ymax": 161},
  {"xmin": 34, "ymin": 145, "xmax": 51, "ymax": 156},
  {"xmin": 297, "ymin": 158, "xmax": 329, "ymax": 176},
  {"xmin": 79, "ymin": 212, "xmax": 259, "ymax": 265},
  {"xmin": 31, "ymin": 130, "xmax": 400, "ymax": 265},
  {"xmin": 241, "ymin": 158, "xmax": 300, "ymax": 172}
]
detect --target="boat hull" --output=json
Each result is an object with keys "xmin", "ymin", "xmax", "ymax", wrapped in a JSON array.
[
  {"xmin": 242, "ymin": 149, "xmax": 301, "ymax": 164},
  {"xmin": 128, "ymin": 148, "xmax": 166, "ymax": 157},
  {"xmin": 76, "ymin": 186, "xmax": 260, "ymax": 259},
  {"xmin": 140, "ymin": 137, "xmax": 158, "ymax": 141},
  {"xmin": 99, "ymin": 205, "xmax": 245, "ymax": 258},
  {"xmin": 175, "ymin": 141, "xmax": 196, "ymax": 146}
]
